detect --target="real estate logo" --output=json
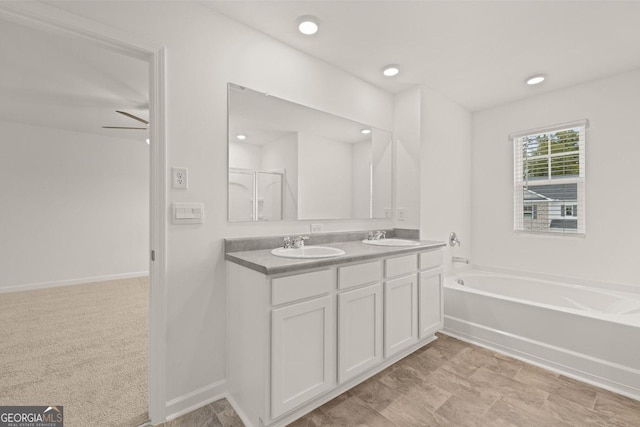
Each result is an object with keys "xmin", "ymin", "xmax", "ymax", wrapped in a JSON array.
[{"xmin": 0, "ymin": 406, "xmax": 63, "ymax": 427}]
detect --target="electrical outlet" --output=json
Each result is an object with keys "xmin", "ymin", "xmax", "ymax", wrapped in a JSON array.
[
  {"xmin": 398, "ymin": 208, "xmax": 406, "ymax": 221},
  {"xmin": 310, "ymin": 223, "xmax": 322, "ymax": 233},
  {"xmin": 385, "ymin": 208, "xmax": 392, "ymax": 219},
  {"xmin": 172, "ymin": 167, "xmax": 188, "ymax": 189}
]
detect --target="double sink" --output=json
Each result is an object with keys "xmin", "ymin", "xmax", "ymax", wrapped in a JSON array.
[{"xmin": 271, "ymin": 237, "xmax": 420, "ymax": 259}]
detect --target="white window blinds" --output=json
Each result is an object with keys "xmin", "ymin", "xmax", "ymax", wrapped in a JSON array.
[{"xmin": 512, "ymin": 120, "xmax": 587, "ymax": 235}]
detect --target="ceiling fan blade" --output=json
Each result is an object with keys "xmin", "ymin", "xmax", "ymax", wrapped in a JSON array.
[
  {"xmin": 116, "ymin": 110, "xmax": 149, "ymax": 125},
  {"xmin": 102, "ymin": 126, "xmax": 148, "ymax": 130}
]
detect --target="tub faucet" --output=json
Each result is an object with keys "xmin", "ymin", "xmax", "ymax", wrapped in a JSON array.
[{"xmin": 452, "ymin": 256, "xmax": 470, "ymax": 264}]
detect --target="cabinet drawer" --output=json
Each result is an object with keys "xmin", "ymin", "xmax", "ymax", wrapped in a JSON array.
[
  {"xmin": 272, "ymin": 269, "xmax": 334, "ymax": 306},
  {"xmin": 420, "ymin": 250, "xmax": 443, "ymax": 271},
  {"xmin": 385, "ymin": 254, "xmax": 418, "ymax": 278},
  {"xmin": 338, "ymin": 260, "xmax": 381, "ymax": 290}
]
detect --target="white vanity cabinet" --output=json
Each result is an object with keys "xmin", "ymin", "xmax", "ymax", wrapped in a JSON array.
[
  {"xmin": 272, "ymin": 294, "xmax": 335, "ymax": 418},
  {"xmin": 337, "ymin": 261, "xmax": 383, "ymax": 383},
  {"xmin": 226, "ymin": 246, "xmax": 443, "ymax": 427},
  {"xmin": 419, "ymin": 251, "xmax": 444, "ymax": 339},
  {"xmin": 270, "ymin": 269, "xmax": 336, "ymax": 418},
  {"xmin": 384, "ymin": 255, "xmax": 419, "ymax": 357}
]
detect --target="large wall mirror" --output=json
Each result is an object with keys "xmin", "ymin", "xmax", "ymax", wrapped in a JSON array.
[{"xmin": 227, "ymin": 83, "xmax": 392, "ymax": 221}]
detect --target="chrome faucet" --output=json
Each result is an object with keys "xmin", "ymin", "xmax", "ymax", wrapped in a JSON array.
[
  {"xmin": 371, "ymin": 230, "xmax": 386, "ymax": 240},
  {"xmin": 292, "ymin": 236, "xmax": 309, "ymax": 248}
]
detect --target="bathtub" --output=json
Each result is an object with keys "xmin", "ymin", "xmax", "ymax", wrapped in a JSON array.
[{"xmin": 443, "ymin": 270, "xmax": 640, "ymax": 400}]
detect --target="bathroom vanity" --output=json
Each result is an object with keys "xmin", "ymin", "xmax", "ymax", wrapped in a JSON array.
[{"xmin": 225, "ymin": 236, "xmax": 444, "ymax": 427}]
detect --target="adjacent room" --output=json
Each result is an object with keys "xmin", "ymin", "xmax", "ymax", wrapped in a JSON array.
[
  {"xmin": 0, "ymin": 16, "xmax": 150, "ymax": 427},
  {"xmin": 1, "ymin": 1, "xmax": 639, "ymax": 427}
]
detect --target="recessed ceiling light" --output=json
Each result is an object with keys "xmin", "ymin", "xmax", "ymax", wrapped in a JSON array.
[
  {"xmin": 525, "ymin": 74, "xmax": 546, "ymax": 85},
  {"xmin": 236, "ymin": 134, "xmax": 247, "ymax": 141},
  {"xmin": 382, "ymin": 65, "xmax": 400, "ymax": 77},
  {"xmin": 361, "ymin": 129, "xmax": 371, "ymax": 135},
  {"xmin": 297, "ymin": 15, "xmax": 319, "ymax": 35}
]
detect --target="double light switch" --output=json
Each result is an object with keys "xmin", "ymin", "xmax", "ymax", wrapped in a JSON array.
[{"xmin": 172, "ymin": 203, "xmax": 204, "ymax": 224}]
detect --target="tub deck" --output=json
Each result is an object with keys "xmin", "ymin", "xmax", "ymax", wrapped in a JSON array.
[{"xmin": 443, "ymin": 270, "xmax": 640, "ymax": 400}]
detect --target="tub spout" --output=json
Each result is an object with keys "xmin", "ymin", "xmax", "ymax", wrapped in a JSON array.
[{"xmin": 452, "ymin": 256, "xmax": 470, "ymax": 264}]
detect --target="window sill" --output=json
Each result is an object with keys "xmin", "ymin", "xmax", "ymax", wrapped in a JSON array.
[{"xmin": 514, "ymin": 230, "xmax": 586, "ymax": 240}]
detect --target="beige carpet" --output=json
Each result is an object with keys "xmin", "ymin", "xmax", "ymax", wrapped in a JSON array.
[{"xmin": 0, "ymin": 277, "xmax": 149, "ymax": 427}]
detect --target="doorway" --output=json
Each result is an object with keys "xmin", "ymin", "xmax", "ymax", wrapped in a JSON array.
[{"xmin": 0, "ymin": 4, "xmax": 166, "ymax": 426}]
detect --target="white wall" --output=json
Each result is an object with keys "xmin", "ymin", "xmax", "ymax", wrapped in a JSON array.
[
  {"xmin": 45, "ymin": 0, "xmax": 395, "ymax": 410},
  {"xmin": 0, "ymin": 120, "xmax": 148, "ymax": 290},
  {"xmin": 372, "ymin": 128, "xmax": 393, "ymax": 219},
  {"xmin": 351, "ymin": 140, "xmax": 372, "ymax": 218},
  {"xmin": 262, "ymin": 134, "xmax": 298, "ymax": 220},
  {"xmin": 471, "ymin": 69, "xmax": 640, "ymax": 287},
  {"xmin": 297, "ymin": 132, "xmax": 353, "ymax": 219},
  {"xmin": 393, "ymin": 87, "xmax": 421, "ymax": 228},
  {"xmin": 228, "ymin": 141, "xmax": 261, "ymax": 170},
  {"xmin": 420, "ymin": 86, "xmax": 472, "ymax": 274}
]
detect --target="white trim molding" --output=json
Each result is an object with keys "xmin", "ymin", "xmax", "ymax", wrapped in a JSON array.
[
  {"xmin": 0, "ymin": 3, "xmax": 168, "ymax": 425},
  {"xmin": 165, "ymin": 380, "xmax": 227, "ymax": 423},
  {"xmin": 508, "ymin": 118, "xmax": 590, "ymax": 140},
  {"xmin": 0, "ymin": 271, "xmax": 149, "ymax": 293}
]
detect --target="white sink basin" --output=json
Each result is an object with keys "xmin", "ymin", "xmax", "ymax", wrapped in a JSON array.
[
  {"xmin": 271, "ymin": 246, "xmax": 346, "ymax": 259},
  {"xmin": 362, "ymin": 238, "xmax": 421, "ymax": 247}
]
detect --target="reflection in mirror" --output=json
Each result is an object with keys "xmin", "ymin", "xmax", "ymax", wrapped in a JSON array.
[{"xmin": 228, "ymin": 83, "xmax": 392, "ymax": 221}]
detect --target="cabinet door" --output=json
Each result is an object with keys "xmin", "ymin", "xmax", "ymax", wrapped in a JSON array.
[
  {"xmin": 338, "ymin": 283, "xmax": 383, "ymax": 383},
  {"xmin": 384, "ymin": 274, "xmax": 418, "ymax": 357},
  {"xmin": 271, "ymin": 295, "xmax": 335, "ymax": 418},
  {"xmin": 419, "ymin": 269, "xmax": 443, "ymax": 339}
]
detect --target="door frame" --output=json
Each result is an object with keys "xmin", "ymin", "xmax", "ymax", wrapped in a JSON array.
[{"xmin": 0, "ymin": 3, "xmax": 168, "ymax": 424}]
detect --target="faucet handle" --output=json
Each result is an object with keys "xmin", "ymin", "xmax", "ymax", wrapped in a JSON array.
[
  {"xmin": 449, "ymin": 232, "xmax": 461, "ymax": 247},
  {"xmin": 293, "ymin": 235, "xmax": 309, "ymax": 248},
  {"xmin": 367, "ymin": 231, "xmax": 375, "ymax": 240},
  {"xmin": 283, "ymin": 236, "xmax": 292, "ymax": 248}
]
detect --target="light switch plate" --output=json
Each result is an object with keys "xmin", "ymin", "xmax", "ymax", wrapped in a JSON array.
[
  {"xmin": 397, "ymin": 208, "xmax": 406, "ymax": 221},
  {"xmin": 172, "ymin": 167, "xmax": 188, "ymax": 189},
  {"xmin": 172, "ymin": 202, "xmax": 204, "ymax": 224},
  {"xmin": 310, "ymin": 223, "xmax": 322, "ymax": 233}
]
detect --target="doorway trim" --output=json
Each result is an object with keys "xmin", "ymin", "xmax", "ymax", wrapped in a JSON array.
[{"xmin": 0, "ymin": 2, "xmax": 168, "ymax": 424}]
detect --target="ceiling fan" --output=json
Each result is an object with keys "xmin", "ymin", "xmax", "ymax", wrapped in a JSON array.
[{"xmin": 102, "ymin": 110, "xmax": 149, "ymax": 130}]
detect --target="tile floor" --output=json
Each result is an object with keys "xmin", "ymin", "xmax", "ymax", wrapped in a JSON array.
[
  {"xmin": 166, "ymin": 334, "xmax": 640, "ymax": 426},
  {"xmin": 161, "ymin": 398, "xmax": 244, "ymax": 427}
]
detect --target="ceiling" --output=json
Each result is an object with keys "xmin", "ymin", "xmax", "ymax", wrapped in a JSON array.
[
  {"xmin": 0, "ymin": 18, "xmax": 148, "ymax": 141},
  {"xmin": 204, "ymin": 1, "xmax": 640, "ymax": 112},
  {"xmin": 3, "ymin": 1, "xmax": 638, "ymax": 139}
]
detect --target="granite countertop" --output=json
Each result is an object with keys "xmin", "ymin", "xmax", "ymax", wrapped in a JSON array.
[{"xmin": 225, "ymin": 239, "xmax": 445, "ymax": 276}]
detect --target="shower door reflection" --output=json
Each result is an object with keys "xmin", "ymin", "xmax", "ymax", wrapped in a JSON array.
[{"xmin": 229, "ymin": 168, "xmax": 283, "ymax": 221}]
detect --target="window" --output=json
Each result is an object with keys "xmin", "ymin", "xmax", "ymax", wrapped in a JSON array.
[
  {"xmin": 512, "ymin": 120, "xmax": 587, "ymax": 235},
  {"xmin": 523, "ymin": 204, "xmax": 538, "ymax": 220},
  {"xmin": 561, "ymin": 204, "xmax": 577, "ymax": 217}
]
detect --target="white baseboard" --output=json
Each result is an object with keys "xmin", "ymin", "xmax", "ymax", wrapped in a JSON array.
[
  {"xmin": 443, "ymin": 315, "xmax": 640, "ymax": 401},
  {"xmin": 0, "ymin": 271, "xmax": 149, "ymax": 293},
  {"xmin": 225, "ymin": 393, "xmax": 254, "ymax": 427},
  {"xmin": 165, "ymin": 379, "xmax": 227, "ymax": 422}
]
